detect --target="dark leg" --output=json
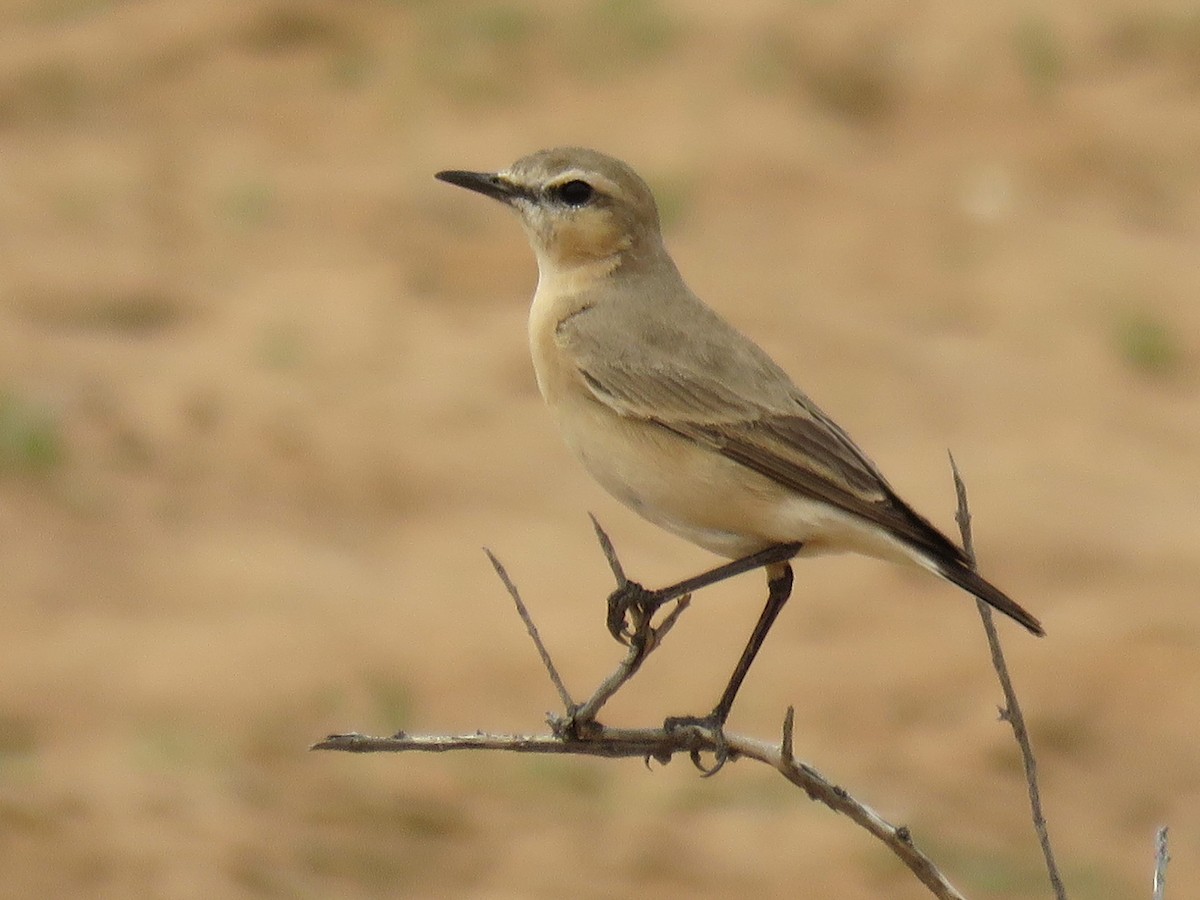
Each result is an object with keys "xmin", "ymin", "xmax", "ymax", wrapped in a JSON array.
[
  {"xmin": 606, "ymin": 542, "xmax": 801, "ymax": 643},
  {"xmin": 666, "ymin": 560, "xmax": 794, "ymax": 730}
]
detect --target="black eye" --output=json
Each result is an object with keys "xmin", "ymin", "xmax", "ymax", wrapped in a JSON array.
[{"xmin": 556, "ymin": 179, "xmax": 594, "ymax": 206}]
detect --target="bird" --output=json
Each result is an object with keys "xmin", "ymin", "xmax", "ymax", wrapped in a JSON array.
[{"xmin": 435, "ymin": 147, "xmax": 1043, "ymax": 730}]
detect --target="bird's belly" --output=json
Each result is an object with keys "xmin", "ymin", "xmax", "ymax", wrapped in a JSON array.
[
  {"xmin": 543, "ymin": 399, "xmax": 922, "ymax": 572},
  {"xmin": 549, "ymin": 396, "xmax": 819, "ymax": 558}
]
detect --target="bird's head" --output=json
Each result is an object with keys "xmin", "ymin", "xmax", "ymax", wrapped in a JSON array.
[{"xmin": 436, "ymin": 147, "xmax": 664, "ymax": 274}]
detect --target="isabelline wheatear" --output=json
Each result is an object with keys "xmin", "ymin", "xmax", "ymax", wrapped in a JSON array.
[{"xmin": 436, "ymin": 147, "xmax": 1042, "ymax": 729}]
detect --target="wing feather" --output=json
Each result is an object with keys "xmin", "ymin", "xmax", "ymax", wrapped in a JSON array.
[{"xmin": 559, "ymin": 302, "xmax": 968, "ymax": 566}]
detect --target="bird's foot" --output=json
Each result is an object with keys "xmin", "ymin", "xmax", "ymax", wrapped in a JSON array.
[
  {"xmin": 664, "ymin": 712, "xmax": 734, "ymax": 776},
  {"xmin": 605, "ymin": 580, "xmax": 662, "ymax": 645}
]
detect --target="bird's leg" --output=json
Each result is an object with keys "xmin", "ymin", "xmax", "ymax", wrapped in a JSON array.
[
  {"xmin": 605, "ymin": 542, "xmax": 801, "ymax": 644},
  {"xmin": 664, "ymin": 561, "xmax": 794, "ymax": 773}
]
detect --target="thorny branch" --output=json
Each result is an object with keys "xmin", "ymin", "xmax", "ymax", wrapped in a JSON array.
[
  {"xmin": 313, "ymin": 464, "xmax": 1068, "ymax": 900},
  {"xmin": 949, "ymin": 454, "xmax": 1067, "ymax": 900},
  {"xmin": 314, "ymin": 714, "xmax": 963, "ymax": 899}
]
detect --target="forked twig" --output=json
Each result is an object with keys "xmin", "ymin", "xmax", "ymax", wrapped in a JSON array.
[
  {"xmin": 567, "ymin": 590, "xmax": 689, "ymax": 728},
  {"xmin": 314, "ymin": 516, "xmax": 970, "ymax": 899},
  {"xmin": 949, "ymin": 453, "xmax": 1066, "ymax": 900}
]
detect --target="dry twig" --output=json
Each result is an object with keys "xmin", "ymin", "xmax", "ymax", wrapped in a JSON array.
[
  {"xmin": 314, "ymin": 516, "xmax": 975, "ymax": 899},
  {"xmin": 1153, "ymin": 826, "xmax": 1169, "ymax": 900},
  {"xmin": 314, "ymin": 714, "xmax": 964, "ymax": 899},
  {"xmin": 484, "ymin": 547, "xmax": 574, "ymax": 712},
  {"xmin": 316, "ymin": 463, "xmax": 1072, "ymax": 898},
  {"xmin": 950, "ymin": 453, "xmax": 1066, "ymax": 900}
]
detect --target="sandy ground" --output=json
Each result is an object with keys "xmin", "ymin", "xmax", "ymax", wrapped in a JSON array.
[{"xmin": 1, "ymin": 2, "xmax": 1198, "ymax": 898}]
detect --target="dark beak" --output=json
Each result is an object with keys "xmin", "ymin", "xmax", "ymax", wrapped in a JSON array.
[{"xmin": 435, "ymin": 169, "xmax": 525, "ymax": 204}]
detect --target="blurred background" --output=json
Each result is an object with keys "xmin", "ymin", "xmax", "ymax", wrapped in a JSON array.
[{"xmin": 1, "ymin": 1, "xmax": 1198, "ymax": 897}]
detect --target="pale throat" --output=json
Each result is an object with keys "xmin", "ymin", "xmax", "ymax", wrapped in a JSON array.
[
  {"xmin": 524, "ymin": 248, "xmax": 618, "ymax": 407},
  {"xmin": 531, "ymin": 246, "xmax": 620, "ymax": 305}
]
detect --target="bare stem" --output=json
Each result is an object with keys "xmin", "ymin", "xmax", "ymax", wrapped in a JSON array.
[
  {"xmin": 949, "ymin": 452, "xmax": 1067, "ymax": 900},
  {"xmin": 313, "ymin": 723, "xmax": 965, "ymax": 900},
  {"xmin": 484, "ymin": 547, "xmax": 574, "ymax": 712},
  {"xmin": 569, "ymin": 594, "xmax": 690, "ymax": 726},
  {"xmin": 315, "ymin": 521, "xmax": 984, "ymax": 899},
  {"xmin": 1153, "ymin": 826, "xmax": 1170, "ymax": 900}
]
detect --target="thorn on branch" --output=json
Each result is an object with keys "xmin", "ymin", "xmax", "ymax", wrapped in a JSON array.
[
  {"xmin": 947, "ymin": 451, "xmax": 974, "ymax": 557},
  {"xmin": 589, "ymin": 513, "xmax": 626, "ymax": 585},
  {"xmin": 484, "ymin": 547, "xmax": 575, "ymax": 712},
  {"xmin": 781, "ymin": 705, "xmax": 796, "ymax": 764}
]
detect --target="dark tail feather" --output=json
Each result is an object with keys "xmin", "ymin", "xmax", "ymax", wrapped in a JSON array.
[{"xmin": 936, "ymin": 560, "xmax": 1044, "ymax": 636}]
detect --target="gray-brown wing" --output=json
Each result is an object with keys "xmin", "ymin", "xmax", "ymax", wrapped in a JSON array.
[{"xmin": 559, "ymin": 302, "xmax": 967, "ymax": 564}]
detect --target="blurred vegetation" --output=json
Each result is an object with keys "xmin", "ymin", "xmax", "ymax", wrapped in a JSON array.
[
  {"xmin": 0, "ymin": 712, "xmax": 40, "ymax": 760},
  {"xmin": 1104, "ymin": 7, "xmax": 1200, "ymax": 84},
  {"xmin": 0, "ymin": 390, "xmax": 66, "ymax": 476},
  {"xmin": 220, "ymin": 179, "xmax": 277, "ymax": 231},
  {"xmin": 1116, "ymin": 310, "xmax": 1182, "ymax": 377},
  {"xmin": 1013, "ymin": 15, "xmax": 1065, "ymax": 97}
]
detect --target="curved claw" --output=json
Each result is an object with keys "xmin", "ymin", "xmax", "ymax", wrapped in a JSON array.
[
  {"xmin": 698, "ymin": 747, "xmax": 731, "ymax": 778},
  {"xmin": 665, "ymin": 713, "xmax": 732, "ymax": 777},
  {"xmin": 690, "ymin": 747, "xmax": 731, "ymax": 777}
]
